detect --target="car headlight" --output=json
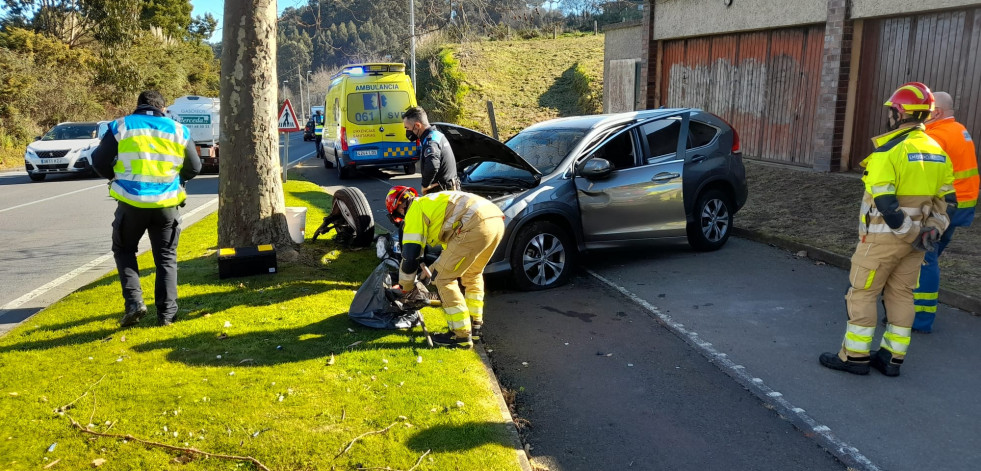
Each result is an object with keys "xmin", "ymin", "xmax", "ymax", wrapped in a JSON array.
[{"xmin": 25, "ymin": 148, "xmax": 37, "ymax": 158}]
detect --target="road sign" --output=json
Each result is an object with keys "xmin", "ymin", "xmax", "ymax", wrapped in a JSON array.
[{"xmin": 278, "ymin": 99, "xmax": 301, "ymax": 132}]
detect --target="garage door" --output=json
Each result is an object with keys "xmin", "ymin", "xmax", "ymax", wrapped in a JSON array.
[
  {"xmin": 851, "ymin": 8, "xmax": 981, "ymax": 169},
  {"xmin": 659, "ymin": 25, "xmax": 826, "ymax": 167}
]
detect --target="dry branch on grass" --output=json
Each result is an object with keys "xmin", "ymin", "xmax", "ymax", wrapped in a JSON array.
[
  {"xmin": 335, "ymin": 421, "xmax": 398, "ymax": 459},
  {"xmin": 356, "ymin": 449, "xmax": 431, "ymax": 471},
  {"xmin": 67, "ymin": 419, "xmax": 272, "ymax": 471}
]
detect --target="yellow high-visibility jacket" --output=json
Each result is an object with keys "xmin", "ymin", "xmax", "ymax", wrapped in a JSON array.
[{"xmin": 859, "ymin": 124, "xmax": 955, "ymax": 243}]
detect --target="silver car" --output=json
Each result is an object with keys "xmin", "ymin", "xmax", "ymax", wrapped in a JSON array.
[{"xmin": 438, "ymin": 108, "xmax": 748, "ymax": 290}]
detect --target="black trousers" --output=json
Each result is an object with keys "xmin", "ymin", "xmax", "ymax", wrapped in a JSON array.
[{"xmin": 111, "ymin": 203, "xmax": 181, "ymax": 321}]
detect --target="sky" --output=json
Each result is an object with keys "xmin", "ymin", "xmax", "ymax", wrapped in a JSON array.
[{"xmin": 191, "ymin": 0, "xmax": 301, "ymax": 42}]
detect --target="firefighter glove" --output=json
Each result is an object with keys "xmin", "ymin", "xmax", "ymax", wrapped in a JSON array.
[{"xmin": 912, "ymin": 226, "xmax": 940, "ymax": 252}]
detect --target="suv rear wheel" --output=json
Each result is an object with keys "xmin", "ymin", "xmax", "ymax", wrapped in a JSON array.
[
  {"xmin": 687, "ymin": 188, "xmax": 732, "ymax": 251},
  {"xmin": 510, "ymin": 221, "xmax": 576, "ymax": 291}
]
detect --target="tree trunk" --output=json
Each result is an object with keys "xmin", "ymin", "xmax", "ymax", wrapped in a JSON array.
[{"xmin": 218, "ymin": 0, "xmax": 297, "ymax": 259}]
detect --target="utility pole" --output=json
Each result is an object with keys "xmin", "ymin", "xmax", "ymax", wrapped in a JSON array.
[
  {"xmin": 306, "ymin": 70, "xmax": 314, "ymax": 115},
  {"xmin": 410, "ymin": 0, "xmax": 416, "ymax": 88},
  {"xmin": 297, "ymin": 65, "xmax": 305, "ymax": 120}
]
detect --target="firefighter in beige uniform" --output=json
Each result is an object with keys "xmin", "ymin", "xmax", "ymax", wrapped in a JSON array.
[
  {"xmin": 386, "ymin": 187, "xmax": 505, "ymax": 348},
  {"xmin": 820, "ymin": 82, "xmax": 955, "ymax": 377}
]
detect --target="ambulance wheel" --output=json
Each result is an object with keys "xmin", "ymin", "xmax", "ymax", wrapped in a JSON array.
[
  {"xmin": 337, "ymin": 163, "xmax": 352, "ymax": 180},
  {"xmin": 323, "ymin": 157, "xmax": 334, "ymax": 169},
  {"xmin": 332, "ymin": 186, "xmax": 374, "ymax": 247},
  {"xmin": 403, "ymin": 163, "xmax": 416, "ymax": 175}
]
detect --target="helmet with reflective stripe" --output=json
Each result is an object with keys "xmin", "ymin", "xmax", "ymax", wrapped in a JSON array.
[
  {"xmin": 884, "ymin": 82, "xmax": 935, "ymax": 116},
  {"xmin": 385, "ymin": 185, "xmax": 418, "ymax": 224}
]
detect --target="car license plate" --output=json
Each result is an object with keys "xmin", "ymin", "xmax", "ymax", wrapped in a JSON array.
[
  {"xmin": 40, "ymin": 158, "xmax": 67, "ymax": 164},
  {"xmin": 355, "ymin": 150, "xmax": 375, "ymax": 157}
]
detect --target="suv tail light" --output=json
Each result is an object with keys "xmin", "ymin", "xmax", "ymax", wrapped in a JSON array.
[
  {"xmin": 340, "ymin": 126, "xmax": 349, "ymax": 151},
  {"xmin": 709, "ymin": 113, "xmax": 740, "ymax": 154}
]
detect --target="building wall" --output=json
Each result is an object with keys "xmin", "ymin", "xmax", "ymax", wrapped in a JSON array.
[
  {"xmin": 852, "ymin": 0, "xmax": 981, "ymax": 19},
  {"xmin": 603, "ymin": 21, "xmax": 645, "ymax": 112},
  {"xmin": 652, "ymin": 0, "xmax": 826, "ymax": 40}
]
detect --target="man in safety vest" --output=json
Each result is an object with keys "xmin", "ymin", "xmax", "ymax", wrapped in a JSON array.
[
  {"xmin": 909, "ymin": 91, "xmax": 979, "ymax": 333},
  {"xmin": 402, "ymin": 106, "xmax": 460, "ymax": 195},
  {"xmin": 386, "ymin": 186, "xmax": 504, "ymax": 348},
  {"xmin": 92, "ymin": 90, "xmax": 202, "ymax": 327},
  {"xmin": 820, "ymin": 82, "xmax": 955, "ymax": 377}
]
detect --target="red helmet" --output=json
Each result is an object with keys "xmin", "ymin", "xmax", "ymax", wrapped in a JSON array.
[
  {"xmin": 884, "ymin": 82, "xmax": 935, "ymax": 116},
  {"xmin": 385, "ymin": 186, "xmax": 418, "ymax": 224}
]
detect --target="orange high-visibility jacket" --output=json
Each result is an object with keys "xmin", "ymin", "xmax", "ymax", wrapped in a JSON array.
[{"xmin": 925, "ymin": 117, "xmax": 979, "ymax": 210}]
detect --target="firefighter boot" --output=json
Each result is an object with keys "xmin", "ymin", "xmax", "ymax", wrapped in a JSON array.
[
  {"xmin": 870, "ymin": 349, "xmax": 903, "ymax": 377},
  {"xmin": 431, "ymin": 331, "xmax": 473, "ymax": 349},
  {"xmin": 119, "ymin": 304, "xmax": 148, "ymax": 327},
  {"xmin": 819, "ymin": 352, "xmax": 870, "ymax": 375}
]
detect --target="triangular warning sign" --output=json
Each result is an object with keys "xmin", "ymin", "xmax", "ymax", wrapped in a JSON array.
[{"xmin": 278, "ymin": 99, "xmax": 301, "ymax": 132}]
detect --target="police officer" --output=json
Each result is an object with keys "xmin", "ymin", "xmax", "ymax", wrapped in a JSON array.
[
  {"xmin": 820, "ymin": 82, "xmax": 955, "ymax": 377},
  {"xmin": 92, "ymin": 90, "xmax": 202, "ymax": 327},
  {"xmin": 402, "ymin": 106, "xmax": 459, "ymax": 195}
]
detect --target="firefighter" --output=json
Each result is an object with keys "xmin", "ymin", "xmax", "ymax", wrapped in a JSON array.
[
  {"xmin": 386, "ymin": 186, "xmax": 504, "ymax": 348},
  {"xmin": 820, "ymin": 82, "xmax": 955, "ymax": 377},
  {"xmin": 402, "ymin": 106, "xmax": 460, "ymax": 195},
  {"xmin": 92, "ymin": 90, "xmax": 202, "ymax": 327},
  {"xmin": 910, "ymin": 91, "xmax": 979, "ymax": 333}
]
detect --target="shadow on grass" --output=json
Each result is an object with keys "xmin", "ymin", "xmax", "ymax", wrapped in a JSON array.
[
  {"xmin": 406, "ymin": 421, "xmax": 518, "ymax": 452},
  {"xmin": 538, "ymin": 65, "xmax": 582, "ymax": 117},
  {"xmin": 131, "ymin": 315, "xmax": 432, "ymax": 367}
]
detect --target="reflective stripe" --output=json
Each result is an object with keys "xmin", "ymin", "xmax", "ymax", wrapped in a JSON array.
[
  {"xmin": 954, "ymin": 168, "xmax": 979, "ymax": 180},
  {"xmin": 880, "ymin": 324, "xmax": 911, "ymax": 355},
  {"xmin": 958, "ymin": 200, "xmax": 978, "ymax": 209},
  {"xmin": 863, "ymin": 270, "xmax": 877, "ymax": 289},
  {"xmin": 843, "ymin": 323, "xmax": 874, "ymax": 354},
  {"xmin": 913, "ymin": 292, "xmax": 939, "ymax": 301},
  {"xmin": 444, "ymin": 304, "xmax": 470, "ymax": 331},
  {"xmin": 914, "ymin": 305, "xmax": 938, "ymax": 313},
  {"xmin": 453, "ymin": 256, "xmax": 466, "ymax": 271},
  {"xmin": 402, "ymin": 233, "xmax": 424, "ymax": 244},
  {"xmin": 465, "ymin": 297, "xmax": 485, "ymax": 316},
  {"xmin": 443, "ymin": 304, "xmax": 468, "ymax": 315},
  {"xmin": 871, "ymin": 184, "xmax": 896, "ymax": 196}
]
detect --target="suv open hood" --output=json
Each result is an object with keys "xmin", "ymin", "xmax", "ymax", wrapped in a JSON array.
[{"xmin": 434, "ymin": 123, "xmax": 542, "ymax": 177}]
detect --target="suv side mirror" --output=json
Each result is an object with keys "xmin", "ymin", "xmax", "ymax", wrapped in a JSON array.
[
  {"xmin": 580, "ymin": 158, "xmax": 613, "ymax": 180},
  {"xmin": 35, "ymin": 136, "xmax": 42, "ymax": 141}
]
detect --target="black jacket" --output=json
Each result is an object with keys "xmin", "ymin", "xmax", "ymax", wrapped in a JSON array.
[{"xmin": 418, "ymin": 126, "xmax": 458, "ymax": 191}]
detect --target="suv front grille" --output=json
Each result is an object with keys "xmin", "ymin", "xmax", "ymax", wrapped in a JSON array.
[{"xmin": 37, "ymin": 150, "xmax": 70, "ymax": 158}]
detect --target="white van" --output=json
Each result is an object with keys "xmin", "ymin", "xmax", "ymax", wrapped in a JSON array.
[{"xmin": 166, "ymin": 96, "xmax": 221, "ymax": 170}]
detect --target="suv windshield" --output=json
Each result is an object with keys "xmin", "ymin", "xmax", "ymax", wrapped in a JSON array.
[
  {"xmin": 504, "ymin": 128, "xmax": 586, "ymax": 174},
  {"xmin": 41, "ymin": 123, "xmax": 99, "ymax": 141}
]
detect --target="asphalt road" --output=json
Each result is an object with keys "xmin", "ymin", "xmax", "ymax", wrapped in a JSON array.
[{"xmin": 0, "ymin": 132, "xmax": 314, "ymax": 333}]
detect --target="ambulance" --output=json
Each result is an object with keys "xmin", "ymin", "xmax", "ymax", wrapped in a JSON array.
[{"xmin": 319, "ymin": 63, "xmax": 419, "ymax": 179}]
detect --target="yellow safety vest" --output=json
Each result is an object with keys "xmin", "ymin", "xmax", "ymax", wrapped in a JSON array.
[
  {"xmin": 108, "ymin": 114, "xmax": 191, "ymax": 208},
  {"xmin": 401, "ymin": 191, "xmax": 502, "ymax": 249}
]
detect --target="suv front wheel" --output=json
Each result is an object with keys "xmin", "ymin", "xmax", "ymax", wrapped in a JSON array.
[
  {"xmin": 687, "ymin": 188, "xmax": 733, "ymax": 251},
  {"xmin": 510, "ymin": 221, "xmax": 576, "ymax": 291}
]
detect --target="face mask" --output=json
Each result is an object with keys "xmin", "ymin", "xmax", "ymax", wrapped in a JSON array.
[{"xmin": 406, "ymin": 129, "xmax": 417, "ymax": 141}]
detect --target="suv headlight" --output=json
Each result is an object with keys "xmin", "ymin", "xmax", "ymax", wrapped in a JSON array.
[{"xmin": 25, "ymin": 148, "xmax": 37, "ymax": 158}]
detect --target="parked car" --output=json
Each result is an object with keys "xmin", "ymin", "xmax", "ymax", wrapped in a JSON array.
[
  {"xmin": 303, "ymin": 118, "xmax": 316, "ymax": 141},
  {"xmin": 24, "ymin": 121, "xmax": 110, "ymax": 182},
  {"xmin": 439, "ymin": 108, "xmax": 748, "ymax": 290}
]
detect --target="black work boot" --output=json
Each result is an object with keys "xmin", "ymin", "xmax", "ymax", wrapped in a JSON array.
[
  {"xmin": 870, "ymin": 349, "xmax": 903, "ymax": 377},
  {"xmin": 471, "ymin": 320, "xmax": 483, "ymax": 342},
  {"xmin": 431, "ymin": 331, "xmax": 473, "ymax": 349},
  {"xmin": 119, "ymin": 305, "xmax": 148, "ymax": 327},
  {"xmin": 819, "ymin": 352, "xmax": 870, "ymax": 375}
]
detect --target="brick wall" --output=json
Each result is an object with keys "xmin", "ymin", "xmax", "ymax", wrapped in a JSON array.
[{"xmin": 812, "ymin": 0, "xmax": 853, "ymax": 171}]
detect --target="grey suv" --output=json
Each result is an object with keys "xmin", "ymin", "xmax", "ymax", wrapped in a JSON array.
[{"xmin": 437, "ymin": 108, "xmax": 748, "ymax": 290}]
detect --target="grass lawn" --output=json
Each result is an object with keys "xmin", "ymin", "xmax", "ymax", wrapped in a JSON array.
[{"xmin": 0, "ymin": 178, "xmax": 521, "ymax": 470}]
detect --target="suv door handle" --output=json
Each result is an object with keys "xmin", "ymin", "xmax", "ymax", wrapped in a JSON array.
[
  {"xmin": 690, "ymin": 154, "xmax": 707, "ymax": 164},
  {"xmin": 652, "ymin": 172, "xmax": 680, "ymax": 182}
]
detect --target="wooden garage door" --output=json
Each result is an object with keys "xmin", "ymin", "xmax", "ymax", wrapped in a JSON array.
[
  {"xmin": 659, "ymin": 26, "xmax": 825, "ymax": 167},
  {"xmin": 851, "ymin": 8, "xmax": 981, "ymax": 169}
]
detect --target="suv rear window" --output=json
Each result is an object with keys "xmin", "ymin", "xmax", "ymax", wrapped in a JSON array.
[{"xmin": 688, "ymin": 121, "xmax": 718, "ymax": 148}]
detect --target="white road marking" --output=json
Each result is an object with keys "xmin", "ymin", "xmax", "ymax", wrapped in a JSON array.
[
  {"xmin": 0, "ymin": 183, "xmax": 105, "ymax": 213},
  {"xmin": 0, "ymin": 198, "xmax": 218, "ymax": 319},
  {"xmin": 586, "ymin": 269, "xmax": 881, "ymax": 471}
]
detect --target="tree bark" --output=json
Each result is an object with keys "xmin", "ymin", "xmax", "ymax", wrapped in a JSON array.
[{"xmin": 218, "ymin": 0, "xmax": 297, "ymax": 259}]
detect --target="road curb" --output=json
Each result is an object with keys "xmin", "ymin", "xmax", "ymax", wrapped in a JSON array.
[
  {"xmin": 732, "ymin": 227, "xmax": 981, "ymax": 315},
  {"xmin": 474, "ymin": 343, "xmax": 534, "ymax": 471}
]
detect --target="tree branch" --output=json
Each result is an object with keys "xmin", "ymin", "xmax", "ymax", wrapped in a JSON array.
[
  {"xmin": 335, "ymin": 421, "xmax": 398, "ymax": 459},
  {"xmin": 67, "ymin": 419, "xmax": 272, "ymax": 471}
]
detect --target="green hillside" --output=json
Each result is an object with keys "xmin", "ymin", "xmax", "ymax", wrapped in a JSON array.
[{"xmin": 444, "ymin": 34, "xmax": 605, "ymax": 140}]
